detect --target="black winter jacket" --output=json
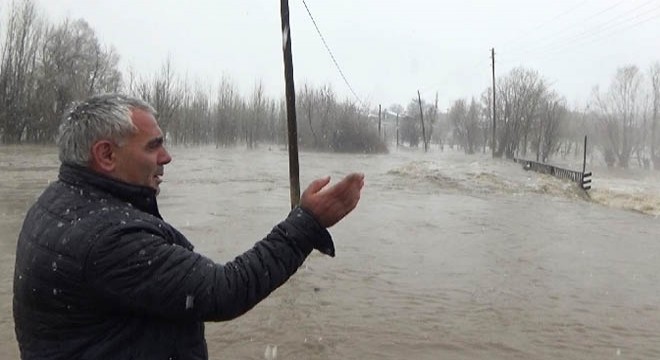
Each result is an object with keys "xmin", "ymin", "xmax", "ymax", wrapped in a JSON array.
[{"xmin": 13, "ymin": 164, "xmax": 334, "ymax": 359}]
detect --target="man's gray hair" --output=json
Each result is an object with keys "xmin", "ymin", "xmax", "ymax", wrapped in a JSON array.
[{"xmin": 57, "ymin": 94, "xmax": 157, "ymax": 166}]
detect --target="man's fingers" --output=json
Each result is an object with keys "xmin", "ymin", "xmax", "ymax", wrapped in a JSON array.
[
  {"xmin": 348, "ymin": 173, "xmax": 365, "ymax": 191},
  {"xmin": 345, "ymin": 172, "xmax": 365, "ymax": 183},
  {"xmin": 334, "ymin": 173, "xmax": 364, "ymax": 208},
  {"xmin": 337, "ymin": 173, "xmax": 365, "ymax": 197},
  {"xmin": 304, "ymin": 176, "xmax": 331, "ymax": 196}
]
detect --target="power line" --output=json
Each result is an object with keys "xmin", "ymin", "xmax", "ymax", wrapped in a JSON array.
[
  {"xmin": 501, "ymin": 4, "xmax": 660, "ymax": 65},
  {"xmin": 501, "ymin": 0, "xmax": 590, "ymax": 53},
  {"xmin": 505, "ymin": 0, "xmax": 659, "ymax": 59},
  {"xmin": 523, "ymin": 10, "xmax": 660, "ymax": 64},
  {"xmin": 428, "ymin": 1, "xmax": 633, "ymax": 90},
  {"xmin": 300, "ymin": 0, "xmax": 363, "ymax": 105},
  {"xmin": 502, "ymin": 0, "xmax": 627, "ymax": 55}
]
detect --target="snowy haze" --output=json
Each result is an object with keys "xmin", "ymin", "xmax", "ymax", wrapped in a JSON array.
[{"xmin": 30, "ymin": 0, "xmax": 660, "ymax": 110}]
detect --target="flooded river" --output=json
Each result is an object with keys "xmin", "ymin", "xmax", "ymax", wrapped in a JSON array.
[{"xmin": 1, "ymin": 145, "xmax": 659, "ymax": 359}]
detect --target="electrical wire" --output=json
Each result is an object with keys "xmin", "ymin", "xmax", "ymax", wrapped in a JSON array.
[
  {"xmin": 505, "ymin": 0, "xmax": 659, "ymax": 60},
  {"xmin": 300, "ymin": 0, "xmax": 363, "ymax": 106}
]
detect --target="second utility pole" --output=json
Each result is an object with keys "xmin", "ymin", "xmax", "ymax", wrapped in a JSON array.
[{"xmin": 491, "ymin": 47, "xmax": 496, "ymax": 158}]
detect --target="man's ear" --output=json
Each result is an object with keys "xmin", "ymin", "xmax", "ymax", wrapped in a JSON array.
[{"xmin": 89, "ymin": 140, "xmax": 116, "ymax": 173}]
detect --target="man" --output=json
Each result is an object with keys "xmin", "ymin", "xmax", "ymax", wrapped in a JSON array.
[{"xmin": 13, "ymin": 94, "xmax": 364, "ymax": 359}]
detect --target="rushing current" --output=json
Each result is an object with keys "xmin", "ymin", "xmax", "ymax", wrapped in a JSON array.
[{"xmin": 1, "ymin": 145, "xmax": 659, "ymax": 359}]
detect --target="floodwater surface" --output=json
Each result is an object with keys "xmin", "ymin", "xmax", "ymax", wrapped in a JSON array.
[{"xmin": 1, "ymin": 145, "xmax": 659, "ymax": 359}]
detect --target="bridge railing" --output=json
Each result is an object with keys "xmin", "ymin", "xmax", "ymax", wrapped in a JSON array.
[{"xmin": 513, "ymin": 158, "xmax": 591, "ymax": 191}]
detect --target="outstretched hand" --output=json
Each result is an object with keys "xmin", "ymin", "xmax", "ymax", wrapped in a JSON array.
[{"xmin": 300, "ymin": 173, "xmax": 365, "ymax": 228}]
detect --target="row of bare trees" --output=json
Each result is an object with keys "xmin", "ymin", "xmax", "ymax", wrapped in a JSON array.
[
  {"xmin": 387, "ymin": 69, "xmax": 567, "ymax": 162},
  {"xmin": 0, "ymin": 0, "xmax": 386, "ymax": 153},
  {"xmin": 437, "ymin": 68, "xmax": 568, "ymax": 162},
  {"xmin": 4, "ymin": 0, "xmax": 657, "ymax": 163},
  {"xmin": 126, "ymin": 68, "xmax": 386, "ymax": 152},
  {"xmin": 389, "ymin": 63, "xmax": 660, "ymax": 170}
]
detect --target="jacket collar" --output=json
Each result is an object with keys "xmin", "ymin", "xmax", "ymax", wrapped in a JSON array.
[{"xmin": 58, "ymin": 163, "xmax": 162, "ymax": 219}]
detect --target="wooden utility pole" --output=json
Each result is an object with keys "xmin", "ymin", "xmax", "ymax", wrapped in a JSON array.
[
  {"xmin": 280, "ymin": 0, "xmax": 300, "ymax": 209},
  {"xmin": 378, "ymin": 104, "xmax": 382, "ymax": 137},
  {"xmin": 396, "ymin": 113, "xmax": 399, "ymax": 148},
  {"xmin": 491, "ymin": 48, "xmax": 497, "ymax": 158},
  {"xmin": 582, "ymin": 135, "xmax": 588, "ymax": 174},
  {"xmin": 417, "ymin": 90, "xmax": 427, "ymax": 152}
]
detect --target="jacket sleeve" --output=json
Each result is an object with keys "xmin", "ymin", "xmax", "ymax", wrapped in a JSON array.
[{"xmin": 85, "ymin": 207, "xmax": 333, "ymax": 321}]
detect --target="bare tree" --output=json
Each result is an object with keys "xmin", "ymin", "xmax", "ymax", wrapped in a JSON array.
[
  {"xmin": 449, "ymin": 98, "xmax": 480, "ymax": 154},
  {"xmin": 263, "ymin": 99, "xmax": 280, "ymax": 145},
  {"xmin": 317, "ymin": 85, "xmax": 335, "ymax": 147},
  {"xmin": 211, "ymin": 76, "xmax": 240, "ymax": 147},
  {"xmin": 495, "ymin": 67, "xmax": 547, "ymax": 159},
  {"xmin": 134, "ymin": 59, "xmax": 182, "ymax": 140},
  {"xmin": 650, "ymin": 62, "xmax": 660, "ymax": 170},
  {"xmin": 298, "ymin": 84, "xmax": 319, "ymax": 148},
  {"xmin": 245, "ymin": 81, "xmax": 265, "ymax": 149},
  {"xmin": 428, "ymin": 92, "xmax": 439, "ymax": 148},
  {"xmin": 177, "ymin": 85, "xmax": 210, "ymax": 145},
  {"xmin": 0, "ymin": 0, "xmax": 42, "ymax": 143},
  {"xmin": 402, "ymin": 99, "xmax": 421, "ymax": 147},
  {"xmin": 533, "ymin": 93, "xmax": 566, "ymax": 163},
  {"xmin": 388, "ymin": 103, "xmax": 404, "ymax": 147},
  {"xmin": 32, "ymin": 18, "xmax": 121, "ymax": 142},
  {"xmin": 592, "ymin": 66, "xmax": 644, "ymax": 168},
  {"xmin": 480, "ymin": 88, "xmax": 493, "ymax": 153}
]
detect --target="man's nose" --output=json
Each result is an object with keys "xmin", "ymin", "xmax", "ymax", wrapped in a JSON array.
[{"xmin": 159, "ymin": 147, "xmax": 172, "ymax": 165}]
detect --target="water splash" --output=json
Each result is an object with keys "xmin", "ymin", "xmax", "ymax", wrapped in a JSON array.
[{"xmin": 264, "ymin": 344, "xmax": 278, "ymax": 360}]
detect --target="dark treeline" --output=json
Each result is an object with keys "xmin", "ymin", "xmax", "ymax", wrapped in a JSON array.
[{"xmin": 0, "ymin": 0, "xmax": 386, "ymax": 153}]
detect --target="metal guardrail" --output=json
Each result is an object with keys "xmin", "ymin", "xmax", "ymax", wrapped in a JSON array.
[{"xmin": 514, "ymin": 158, "xmax": 591, "ymax": 191}]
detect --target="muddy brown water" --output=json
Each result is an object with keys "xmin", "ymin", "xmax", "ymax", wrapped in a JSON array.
[{"xmin": 1, "ymin": 145, "xmax": 659, "ymax": 359}]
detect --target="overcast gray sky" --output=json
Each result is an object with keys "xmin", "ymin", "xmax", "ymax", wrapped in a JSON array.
[{"xmin": 28, "ymin": 0, "xmax": 660, "ymax": 110}]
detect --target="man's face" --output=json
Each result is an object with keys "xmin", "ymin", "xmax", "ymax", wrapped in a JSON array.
[{"xmin": 113, "ymin": 109, "xmax": 172, "ymax": 194}]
